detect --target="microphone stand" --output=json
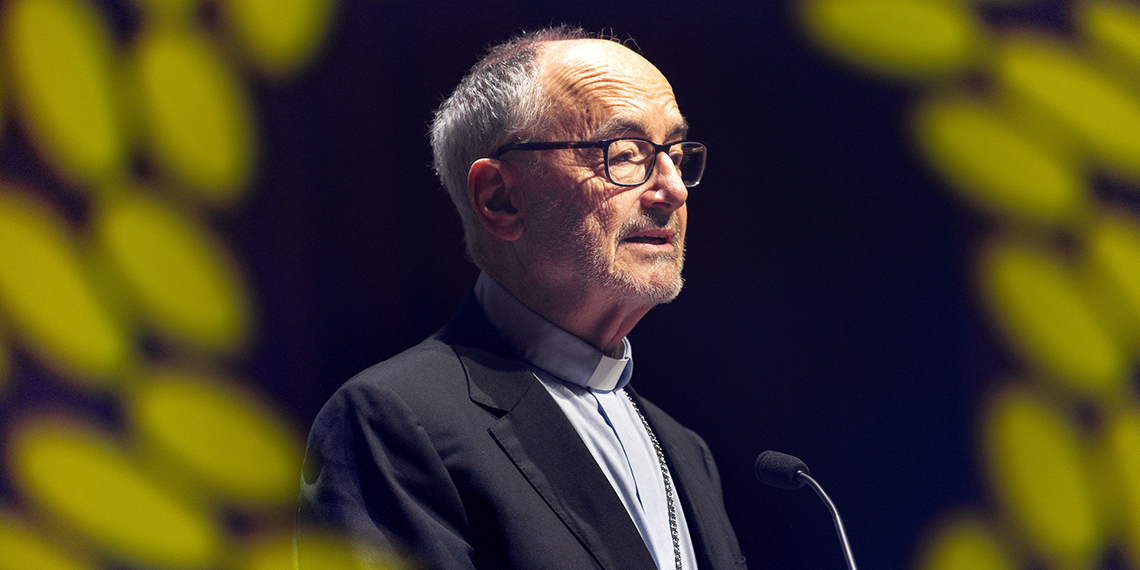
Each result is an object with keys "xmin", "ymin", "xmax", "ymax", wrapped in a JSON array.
[{"xmin": 796, "ymin": 470, "xmax": 858, "ymax": 570}]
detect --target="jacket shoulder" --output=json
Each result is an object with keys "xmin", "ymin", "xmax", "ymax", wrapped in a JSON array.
[{"xmin": 346, "ymin": 336, "xmax": 466, "ymax": 394}]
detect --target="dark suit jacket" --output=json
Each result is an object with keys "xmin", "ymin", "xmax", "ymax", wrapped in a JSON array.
[{"xmin": 296, "ymin": 293, "xmax": 746, "ymax": 570}]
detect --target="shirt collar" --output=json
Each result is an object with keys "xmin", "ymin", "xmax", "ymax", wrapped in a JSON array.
[{"xmin": 474, "ymin": 272, "xmax": 632, "ymax": 392}]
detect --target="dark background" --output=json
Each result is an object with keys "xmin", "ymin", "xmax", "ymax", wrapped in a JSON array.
[{"xmin": 238, "ymin": 0, "xmax": 1020, "ymax": 567}]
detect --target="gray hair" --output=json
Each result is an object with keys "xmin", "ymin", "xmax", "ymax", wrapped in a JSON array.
[{"xmin": 429, "ymin": 26, "xmax": 595, "ymax": 267}]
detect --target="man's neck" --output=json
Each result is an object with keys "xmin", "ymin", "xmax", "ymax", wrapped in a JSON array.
[{"xmin": 488, "ymin": 269, "xmax": 653, "ymax": 359}]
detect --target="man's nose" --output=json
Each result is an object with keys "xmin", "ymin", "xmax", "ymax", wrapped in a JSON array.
[{"xmin": 640, "ymin": 152, "xmax": 688, "ymax": 211}]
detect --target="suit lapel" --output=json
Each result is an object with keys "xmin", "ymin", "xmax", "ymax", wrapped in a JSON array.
[
  {"xmin": 488, "ymin": 382, "xmax": 656, "ymax": 570},
  {"xmin": 633, "ymin": 391, "xmax": 742, "ymax": 570},
  {"xmin": 443, "ymin": 295, "xmax": 656, "ymax": 570}
]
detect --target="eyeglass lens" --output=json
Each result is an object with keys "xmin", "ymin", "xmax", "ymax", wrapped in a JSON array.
[{"xmin": 606, "ymin": 139, "xmax": 706, "ymax": 187}]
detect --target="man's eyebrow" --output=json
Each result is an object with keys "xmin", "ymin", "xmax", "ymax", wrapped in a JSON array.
[
  {"xmin": 667, "ymin": 120, "xmax": 690, "ymax": 142},
  {"xmin": 590, "ymin": 117, "xmax": 690, "ymax": 142},
  {"xmin": 590, "ymin": 119, "xmax": 641, "ymax": 141}
]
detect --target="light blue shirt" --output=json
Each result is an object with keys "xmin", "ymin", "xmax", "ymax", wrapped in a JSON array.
[{"xmin": 475, "ymin": 272, "xmax": 697, "ymax": 570}]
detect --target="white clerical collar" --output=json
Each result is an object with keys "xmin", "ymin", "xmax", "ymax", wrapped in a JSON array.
[{"xmin": 474, "ymin": 272, "xmax": 632, "ymax": 392}]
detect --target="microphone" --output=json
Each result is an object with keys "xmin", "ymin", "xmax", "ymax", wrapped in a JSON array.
[{"xmin": 754, "ymin": 451, "xmax": 858, "ymax": 570}]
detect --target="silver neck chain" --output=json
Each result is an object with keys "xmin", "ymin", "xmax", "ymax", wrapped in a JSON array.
[{"xmin": 624, "ymin": 391, "xmax": 682, "ymax": 570}]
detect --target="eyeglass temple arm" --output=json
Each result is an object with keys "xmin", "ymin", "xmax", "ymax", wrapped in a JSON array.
[{"xmin": 492, "ymin": 140, "xmax": 606, "ymax": 158}]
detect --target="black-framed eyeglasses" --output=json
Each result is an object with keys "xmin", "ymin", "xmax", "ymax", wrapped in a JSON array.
[{"xmin": 491, "ymin": 137, "xmax": 707, "ymax": 188}]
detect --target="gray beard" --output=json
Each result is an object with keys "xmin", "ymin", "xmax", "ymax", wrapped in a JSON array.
[
  {"xmin": 554, "ymin": 208, "xmax": 685, "ymax": 305},
  {"xmin": 522, "ymin": 162, "xmax": 685, "ymax": 305}
]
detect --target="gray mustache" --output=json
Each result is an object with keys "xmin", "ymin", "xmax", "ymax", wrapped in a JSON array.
[{"xmin": 619, "ymin": 211, "xmax": 680, "ymax": 240}]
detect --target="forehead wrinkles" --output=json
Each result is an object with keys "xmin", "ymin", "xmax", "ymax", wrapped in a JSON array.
[{"xmin": 536, "ymin": 42, "xmax": 680, "ymax": 139}]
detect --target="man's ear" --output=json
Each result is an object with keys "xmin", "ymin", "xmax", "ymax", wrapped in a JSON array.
[{"xmin": 468, "ymin": 158, "xmax": 525, "ymax": 241}]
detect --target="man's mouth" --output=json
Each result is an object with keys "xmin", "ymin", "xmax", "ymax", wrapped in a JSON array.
[
  {"xmin": 621, "ymin": 230, "xmax": 674, "ymax": 246},
  {"xmin": 624, "ymin": 235, "xmax": 668, "ymax": 245}
]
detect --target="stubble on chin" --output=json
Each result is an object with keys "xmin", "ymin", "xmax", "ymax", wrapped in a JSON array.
[
  {"xmin": 524, "ymin": 177, "xmax": 686, "ymax": 305},
  {"xmin": 607, "ymin": 211, "xmax": 687, "ymax": 304},
  {"xmin": 620, "ymin": 251, "xmax": 685, "ymax": 304},
  {"xmin": 587, "ymin": 231, "xmax": 686, "ymax": 305}
]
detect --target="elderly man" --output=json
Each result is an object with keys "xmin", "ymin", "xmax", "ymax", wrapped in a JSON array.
[{"xmin": 297, "ymin": 27, "xmax": 746, "ymax": 570}]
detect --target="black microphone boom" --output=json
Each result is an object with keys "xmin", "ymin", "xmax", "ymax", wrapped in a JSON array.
[{"xmin": 754, "ymin": 451, "xmax": 858, "ymax": 570}]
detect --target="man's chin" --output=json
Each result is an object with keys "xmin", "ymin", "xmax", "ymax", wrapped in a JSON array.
[
  {"xmin": 609, "ymin": 269, "xmax": 684, "ymax": 305},
  {"xmin": 648, "ymin": 282, "xmax": 683, "ymax": 304}
]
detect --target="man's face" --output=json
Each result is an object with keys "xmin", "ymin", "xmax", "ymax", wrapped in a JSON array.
[{"xmin": 515, "ymin": 40, "xmax": 690, "ymax": 306}]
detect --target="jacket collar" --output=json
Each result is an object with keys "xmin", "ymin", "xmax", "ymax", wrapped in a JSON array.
[{"xmin": 436, "ymin": 291, "xmax": 733, "ymax": 569}]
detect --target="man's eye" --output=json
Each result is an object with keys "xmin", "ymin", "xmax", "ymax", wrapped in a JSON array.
[{"xmin": 609, "ymin": 151, "xmax": 636, "ymax": 164}]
